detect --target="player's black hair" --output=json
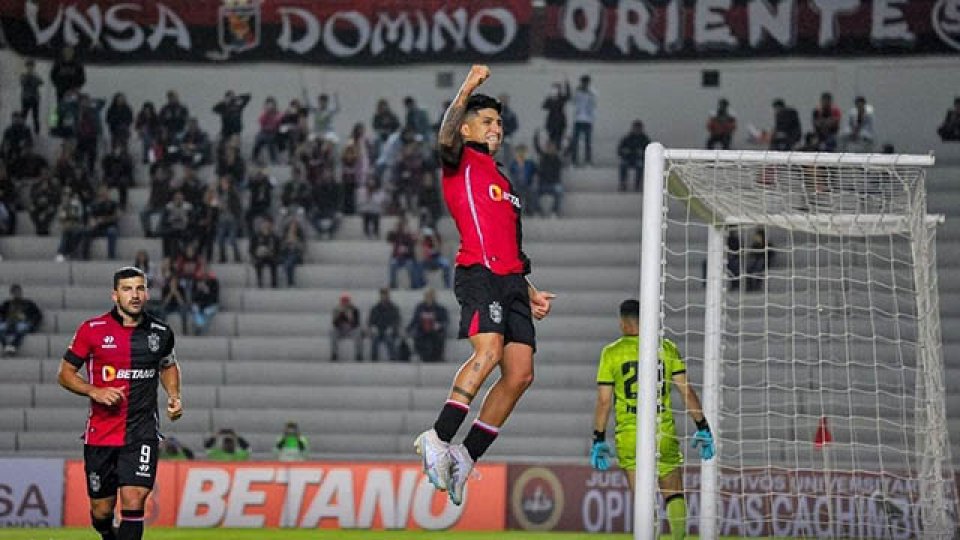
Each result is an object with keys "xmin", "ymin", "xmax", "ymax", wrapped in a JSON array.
[
  {"xmin": 465, "ymin": 94, "xmax": 502, "ymax": 115},
  {"xmin": 113, "ymin": 266, "xmax": 147, "ymax": 289},
  {"xmin": 619, "ymin": 299, "xmax": 640, "ymax": 320}
]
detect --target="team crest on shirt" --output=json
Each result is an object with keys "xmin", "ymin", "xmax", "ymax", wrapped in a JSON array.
[
  {"xmin": 489, "ymin": 301, "xmax": 503, "ymax": 324},
  {"xmin": 148, "ymin": 333, "xmax": 161, "ymax": 353},
  {"xmin": 88, "ymin": 472, "xmax": 101, "ymax": 493}
]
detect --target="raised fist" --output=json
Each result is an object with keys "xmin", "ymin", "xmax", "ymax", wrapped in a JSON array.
[{"xmin": 466, "ymin": 65, "xmax": 490, "ymax": 89}]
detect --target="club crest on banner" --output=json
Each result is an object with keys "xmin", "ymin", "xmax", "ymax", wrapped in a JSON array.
[{"xmin": 210, "ymin": 0, "xmax": 261, "ymax": 60}]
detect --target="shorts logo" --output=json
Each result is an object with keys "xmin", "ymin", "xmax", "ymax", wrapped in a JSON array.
[
  {"xmin": 489, "ymin": 301, "xmax": 503, "ymax": 324},
  {"xmin": 489, "ymin": 184, "xmax": 522, "ymax": 209},
  {"xmin": 88, "ymin": 472, "xmax": 101, "ymax": 493},
  {"xmin": 148, "ymin": 333, "xmax": 161, "ymax": 353},
  {"xmin": 102, "ymin": 335, "xmax": 117, "ymax": 349}
]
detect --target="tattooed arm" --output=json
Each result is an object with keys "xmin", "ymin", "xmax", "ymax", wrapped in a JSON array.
[{"xmin": 437, "ymin": 65, "xmax": 490, "ymax": 169}]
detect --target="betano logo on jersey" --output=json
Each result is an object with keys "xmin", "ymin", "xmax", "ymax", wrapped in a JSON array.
[
  {"xmin": 102, "ymin": 365, "xmax": 157, "ymax": 382},
  {"xmin": 488, "ymin": 184, "xmax": 521, "ymax": 209}
]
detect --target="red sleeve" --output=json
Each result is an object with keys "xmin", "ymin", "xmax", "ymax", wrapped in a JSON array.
[{"xmin": 64, "ymin": 322, "xmax": 93, "ymax": 367}]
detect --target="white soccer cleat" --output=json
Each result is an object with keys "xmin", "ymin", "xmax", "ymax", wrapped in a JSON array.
[
  {"xmin": 447, "ymin": 443, "xmax": 474, "ymax": 506},
  {"xmin": 414, "ymin": 429, "xmax": 450, "ymax": 492}
]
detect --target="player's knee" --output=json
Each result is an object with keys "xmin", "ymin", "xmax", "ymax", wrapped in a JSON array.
[
  {"xmin": 90, "ymin": 499, "xmax": 114, "ymax": 519},
  {"xmin": 506, "ymin": 368, "xmax": 534, "ymax": 392}
]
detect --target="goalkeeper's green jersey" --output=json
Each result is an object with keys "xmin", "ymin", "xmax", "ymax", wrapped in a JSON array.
[{"xmin": 595, "ymin": 335, "xmax": 686, "ymax": 433}]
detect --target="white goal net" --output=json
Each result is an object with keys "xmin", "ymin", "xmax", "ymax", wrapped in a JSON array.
[{"xmin": 634, "ymin": 145, "xmax": 958, "ymax": 539}]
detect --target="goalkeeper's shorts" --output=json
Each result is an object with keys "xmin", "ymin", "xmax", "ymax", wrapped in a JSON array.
[{"xmin": 615, "ymin": 426, "xmax": 683, "ymax": 478}]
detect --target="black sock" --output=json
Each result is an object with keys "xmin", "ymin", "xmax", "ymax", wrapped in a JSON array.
[
  {"xmin": 91, "ymin": 512, "xmax": 116, "ymax": 540},
  {"xmin": 117, "ymin": 509, "xmax": 144, "ymax": 540},
  {"xmin": 433, "ymin": 400, "xmax": 469, "ymax": 442},
  {"xmin": 462, "ymin": 420, "xmax": 499, "ymax": 461}
]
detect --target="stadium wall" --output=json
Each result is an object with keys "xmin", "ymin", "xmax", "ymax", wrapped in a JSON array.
[{"xmin": 1, "ymin": 50, "xmax": 959, "ymax": 163}]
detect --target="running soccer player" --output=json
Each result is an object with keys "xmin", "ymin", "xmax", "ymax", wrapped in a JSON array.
[
  {"xmin": 590, "ymin": 299, "xmax": 714, "ymax": 540},
  {"xmin": 58, "ymin": 266, "xmax": 182, "ymax": 540},
  {"xmin": 415, "ymin": 65, "xmax": 556, "ymax": 506}
]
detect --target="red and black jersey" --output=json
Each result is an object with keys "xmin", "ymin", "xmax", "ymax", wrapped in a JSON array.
[
  {"xmin": 442, "ymin": 142, "xmax": 530, "ymax": 276},
  {"xmin": 64, "ymin": 308, "xmax": 176, "ymax": 446}
]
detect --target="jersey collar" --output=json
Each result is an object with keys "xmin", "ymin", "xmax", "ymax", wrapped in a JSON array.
[{"xmin": 110, "ymin": 306, "xmax": 148, "ymax": 328}]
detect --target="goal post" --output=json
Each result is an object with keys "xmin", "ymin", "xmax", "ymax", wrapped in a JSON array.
[{"xmin": 635, "ymin": 143, "xmax": 957, "ymax": 539}]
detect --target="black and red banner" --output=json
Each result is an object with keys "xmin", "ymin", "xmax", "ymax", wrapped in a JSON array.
[
  {"xmin": 542, "ymin": 0, "xmax": 960, "ymax": 61},
  {"xmin": 0, "ymin": 0, "xmax": 532, "ymax": 64}
]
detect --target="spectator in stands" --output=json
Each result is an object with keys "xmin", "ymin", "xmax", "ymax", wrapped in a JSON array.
[
  {"xmin": 372, "ymin": 98, "xmax": 401, "ymax": 148},
  {"xmin": 161, "ymin": 190, "xmax": 193, "ymax": 258},
  {"xmin": 213, "ymin": 175, "xmax": 243, "ymax": 264},
  {"xmin": 570, "ymin": 74, "xmax": 597, "ymax": 166},
  {"xmin": 80, "ymin": 185, "xmax": 119, "ymax": 260},
  {"xmin": 310, "ymin": 171, "xmax": 340, "ymax": 240},
  {"xmin": 1, "ymin": 111, "xmax": 33, "ymax": 166},
  {"xmin": 418, "ymin": 227, "xmax": 452, "ymax": 289},
  {"xmin": 194, "ymin": 186, "xmax": 220, "ymax": 263},
  {"xmin": 744, "ymin": 227, "xmax": 773, "ymax": 292},
  {"xmin": 706, "ymin": 98, "xmax": 736, "ymax": 150},
  {"xmin": 811, "ymin": 92, "xmax": 841, "ymax": 152},
  {"xmin": 407, "ymin": 287, "xmax": 448, "ymax": 363},
  {"xmin": 101, "ymin": 140, "xmax": 134, "ymax": 210},
  {"xmin": 105, "ymin": 92, "xmax": 133, "ymax": 149},
  {"xmin": 404, "ymin": 96, "xmax": 431, "ymax": 141},
  {"xmin": 174, "ymin": 240, "xmax": 206, "ymax": 295},
  {"xmin": 0, "ymin": 167, "xmax": 13, "ymax": 237},
  {"xmin": 54, "ymin": 185, "xmax": 85, "ymax": 261},
  {"xmin": 275, "ymin": 421, "xmax": 309, "ymax": 462},
  {"xmin": 357, "ymin": 178, "xmax": 386, "ymax": 239},
  {"xmin": 542, "ymin": 79, "xmax": 571, "ymax": 149},
  {"xmin": 175, "ymin": 117, "xmax": 211, "ymax": 168},
  {"xmin": 618, "ymin": 120, "xmax": 650, "ymax": 192},
  {"xmin": 312, "ymin": 92, "xmax": 340, "ymax": 137},
  {"xmin": 133, "ymin": 249, "xmax": 163, "ymax": 317},
  {"xmin": 50, "ymin": 46, "xmax": 85, "ymax": 103},
  {"xmin": 387, "ymin": 215, "xmax": 422, "ymax": 289},
  {"xmin": 53, "ymin": 140, "xmax": 93, "ymax": 205},
  {"xmin": 0, "ymin": 284, "xmax": 42, "ymax": 356},
  {"xmin": 190, "ymin": 271, "xmax": 219, "ymax": 335},
  {"xmin": 216, "ymin": 139, "xmax": 246, "ymax": 187},
  {"xmin": 299, "ymin": 135, "xmax": 337, "ymax": 187},
  {"xmin": 0, "ymin": 165, "xmax": 15, "ymax": 236},
  {"xmin": 725, "ymin": 227, "xmax": 742, "ymax": 290},
  {"xmin": 499, "ymin": 93, "xmax": 519, "ymax": 147},
  {"xmin": 417, "ymin": 170, "xmax": 443, "ymax": 229},
  {"xmin": 368, "ymin": 287, "xmax": 401, "ymax": 362},
  {"xmin": 253, "ymin": 97, "xmax": 282, "ymax": 164},
  {"xmin": 159, "ymin": 90, "xmax": 189, "ymax": 137},
  {"xmin": 533, "ymin": 129, "xmax": 564, "ymax": 217},
  {"xmin": 140, "ymin": 163, "xmax": 171, "ymax": 237},
  {"xmin": 242, "ymin": 164, "xmax": 270, "ymax": 229},
  {"xmin": 28, "ymin": 167, "xmax": 59, "ymax": 236},
  {"xmin": 19, "ymin": 59, "xmax": 42, "ymax": 134},
  {"xmin": 280, "ymin": 217, "xmax": 306, "ymax": 287},
  {"xmin": 159, "ymin": 257, "xmax": 189, "ymax": 333},
  {"xmin": 159, "ymin": 436, "xmax": 194, "ymax": 460},
  {"xmin": 331, "ymin": 292, "xmax": 364, "ymax": 362},
  {"xmin": 278, "ymin": 98, "xmax": 308, "ymax": 159},
  {"xmin": 395, "ymin": 132, "xmax": 427, "ymax": 212},
  {"xmin": 509, "ymin": 143, "xmax": 538, "ymax": 216},
  {"xmin": 375, "ymin": 125, "xmax": 411, "ymax": 191},
  {"xmin": 840, "ymin": 96, "xmax": 876, "ymax": 152},
  {"xmin": 12, "ymin": 140, "xmax": 48, "ymax": 182},
  {"xmin": 250, "ymin": 217, "xmax": 280, "ymax": 288},
  {"xmin": 178, "ymin": 164, "xmax": 207, "ymax": 209},
  {"xmin": 50, "ymin": 88, "xmax": 80, "ymax": 140},
  {"xmin": 135, "ymin": 101, "xmax": 160, "ymax": 164},
  {"xmin": 938, "ymin": 97, "xmax": 960, "ymax": 142},
  {"xmin": 281, "ymin": 164, "xmax": 313, "ymax": 215},
  {"xmin": 204, "ymin": 428, "xmax": 250, "ymax": 461},
  {"xmin": 213, "ymin": 90, "xmax": 251, "ymax": 142},
  {"xmin": 770, "ymin": 98, "xmax": 802, "ymax": 151},
  {"xmin": 75, "ymin": 93, "xmax": 106, "ymax": 173},
  {"xmin": 339, "ymin": 141, "xmax": 362, "ymax": 216}
]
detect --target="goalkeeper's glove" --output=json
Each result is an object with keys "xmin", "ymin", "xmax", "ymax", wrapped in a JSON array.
[
  {"xmin": 590, "ymin": 431, "xmax": 613, "ymax": 470},
  {"xmin": 691, "ymin": 418, "xmax": 716, "ymax": 461}
]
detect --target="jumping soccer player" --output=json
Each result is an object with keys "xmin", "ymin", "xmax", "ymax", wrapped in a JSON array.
[
  {"xmin": 58, "ymin": 266, "xmax": 182, "ymax": 540},
  {"xmin": 590, "ymin": 299, "xmax": 714, "ymax": 540},
  {"xmin": 415, "ymin": 64, "xmax": 555, "ymax": 506}
]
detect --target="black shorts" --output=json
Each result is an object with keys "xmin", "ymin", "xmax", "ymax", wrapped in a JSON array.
[
  {"xmin": 84, "ymin": 441, "xmax": 159, "ymax": 499},
  {"xmin": 455, "ymin": 265, "xmax": 536, "ymax": 349}
]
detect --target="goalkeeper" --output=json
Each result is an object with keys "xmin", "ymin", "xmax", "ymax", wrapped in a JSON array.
[{"xmin": 590, "ymin": 299, "xmax": 714, "ymax": 540}]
